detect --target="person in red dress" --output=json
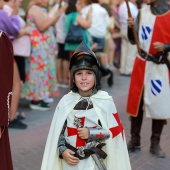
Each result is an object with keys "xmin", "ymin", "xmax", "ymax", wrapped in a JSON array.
[{"xmin": 0, "ymin": 31, "xmax": 13, "ymax": 170}]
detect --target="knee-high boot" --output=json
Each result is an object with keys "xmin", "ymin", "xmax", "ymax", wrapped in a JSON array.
[
  {"xmin": 127, "ymin": 115, "xmax": 143, "ymax": 152},
  {"xmin": 150, "ymin": 119, "xmax": 166, "ymax": 158},
  {"xmin": 128, "ymin": 96, "xmax": 144, "ymax": 152}
]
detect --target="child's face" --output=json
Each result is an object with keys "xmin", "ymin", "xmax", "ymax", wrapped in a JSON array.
[{"xmin": 74, "ymin": 69, "xmax": 95, "ymax": 96}]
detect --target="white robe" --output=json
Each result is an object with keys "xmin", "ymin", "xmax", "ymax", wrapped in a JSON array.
[{"xmin": 41, "ymin": 90, "xmax": 131, "ymax": 170}]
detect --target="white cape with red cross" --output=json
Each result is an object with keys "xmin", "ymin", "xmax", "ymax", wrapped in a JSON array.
[{"xmin": 41, "ymin": 91, "xmax": 131, "ymax": 170}]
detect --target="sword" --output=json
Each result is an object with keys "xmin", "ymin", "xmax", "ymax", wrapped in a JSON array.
[
  {"xmin": 74, "ymin": 118, "xmax": 107, "ymax": 170},
  {"xmin": 91, "ymin": 154, "xmax": 107, "ymax": 170}
]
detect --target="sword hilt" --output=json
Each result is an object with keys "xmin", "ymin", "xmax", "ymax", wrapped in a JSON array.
[{"xmin": 74, "ymin": 118, "xmax": 83, "ymax": 128}]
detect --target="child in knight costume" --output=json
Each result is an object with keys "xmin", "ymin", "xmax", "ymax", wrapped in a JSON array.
[{"xmin": 41, "ymin": 41, "xmax": 131, "ymax": 170}]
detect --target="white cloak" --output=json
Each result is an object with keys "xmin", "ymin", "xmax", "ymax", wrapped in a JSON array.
[{"xmin": 41, "ymin": 90, "xmax": 131, "ymax": 170}]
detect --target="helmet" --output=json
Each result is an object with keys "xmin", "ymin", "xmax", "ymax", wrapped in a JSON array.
[
  {"xmin": 150, "ymin": 0, "xmax": 170, "ymax": 14},
  {"xmin": 69, "ymin": 41, "xmax": 101, "ymax": 93}
]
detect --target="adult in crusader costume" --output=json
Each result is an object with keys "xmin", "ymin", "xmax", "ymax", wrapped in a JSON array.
[
  {"xmin": 41, "ymin": 41, "xmax": 131, "ymax": 170},
  {"xmin": 126, "ymin": 0, "xmax": 170, "ymax": 158},
  {"xmin": 0, "ymin": 31, "xmax": 13, "ymax": 170}
]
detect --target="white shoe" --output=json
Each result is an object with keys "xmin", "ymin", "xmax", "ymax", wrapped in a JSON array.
[
  {"xmin": 30, "ymin": 101, "xmax": 50, "ymax": 111},
  {"xmin": 61, "ymin": 83, "xmax": 69, "ymax": 88},
  {"xmin": 43, "ymin": 97, "xmax": 54, "ymax": 103},
  {"xmin": 58, "ymin": 83, "xmax": 63, "ymax": 87}
]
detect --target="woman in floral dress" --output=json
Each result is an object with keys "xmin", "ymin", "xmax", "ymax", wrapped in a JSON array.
[{"xmin": 24, "ymin": 0, "xmax": 68, "ymax": 111}]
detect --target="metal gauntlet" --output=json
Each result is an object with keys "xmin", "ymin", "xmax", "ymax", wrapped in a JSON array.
[{"xmin": 88, "ymin": 127, "xmax": 110, "ymax": 141}]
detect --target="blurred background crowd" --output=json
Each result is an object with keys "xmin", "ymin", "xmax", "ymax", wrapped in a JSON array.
[{"xmin": 0, "ymin": 0, "xmax": 157, "ymax": 129}]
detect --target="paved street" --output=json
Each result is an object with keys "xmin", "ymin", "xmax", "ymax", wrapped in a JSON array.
[{"xmin": 9, "ymin": 72, "xmax": 170, "ymax": 170}]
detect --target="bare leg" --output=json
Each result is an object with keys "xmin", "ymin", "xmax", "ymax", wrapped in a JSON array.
[
  {"xmin": 10, "ymin": 63, "xmax": 22, "ymax": 121},
  {"xmin": 98, "ymin": 52, "xmax": 109, "ymax": 66},
  {"xmin": 57, "ymin": 58, "xmax": 63, "ymax": 83},
  {"xmin": 63, "ymin": 59, "xmax": 69, "ymax": 84},
  {"xmin": 107, "ymin": 38, "xmax": 116, "ymax": 66}
]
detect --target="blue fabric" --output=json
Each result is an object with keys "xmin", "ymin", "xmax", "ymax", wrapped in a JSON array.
[
  {"xmin": 91, "ymin": 36, "xmax": 105, "ymax": 52},
  {"xmin": 65, "ymin": 12, "xmax": 91, "ymax": 51}
]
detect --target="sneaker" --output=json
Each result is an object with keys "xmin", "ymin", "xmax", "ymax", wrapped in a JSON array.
[
  {"xmin": 109, "ymin": 64, "xmax": 117, "ymax": 72},
  {"xmin": 61, "ymin": 83, "xmax": 69, "ymax": 88},
  {"xmin": 8, "ymin": 119, "xmax": 27, "ymax": 129},
  {"xmin": 58, "ymin": 82, "xmax": 64, "ymax": 87},
  {"xmin": 16, "ymin": 112, "xmax": 26, "ymax": 120},
  {"xmin": 43, "ymin": 97, "xmax": 54, "ymax": 103},
  {"xmin": 29, "ymin": 100, "xmax": 50, "ymax": 111}
]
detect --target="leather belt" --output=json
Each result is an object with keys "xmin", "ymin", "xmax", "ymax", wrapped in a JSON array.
[
  {"xmin": 140, "ymin": 49, "xmax": 167, "ymax": 64},
  {"xmin": 140, "ymin": 49, "xmax": 170, "ymax": 69},
  {"xmin": 65, "ymin": 142, "xmax": 107, "ymax": 160}
]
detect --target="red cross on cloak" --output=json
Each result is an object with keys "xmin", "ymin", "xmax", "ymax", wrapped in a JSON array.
[
  {"xmin": 67, "ymin": 117, "xmax": 86, "ymax": 148},
  {"xmin": 109, "ymin": 113, "xmax": 124, "ymax": 140},
  {"xmin": 96, "ymin": 132, "xmax": 104, "ymax": 138}
]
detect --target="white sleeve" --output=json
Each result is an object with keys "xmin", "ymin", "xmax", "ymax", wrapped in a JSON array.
[{"xmin": 130, "ymin": 3, "xmax": 138, "ymax": 19}]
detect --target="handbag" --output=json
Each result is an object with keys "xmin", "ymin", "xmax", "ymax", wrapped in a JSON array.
[{"xmin": 65, "ymin": 21, "xmax": 83, "ymax": 43}]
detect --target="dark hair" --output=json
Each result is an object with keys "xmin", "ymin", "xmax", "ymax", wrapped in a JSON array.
[
  {"xmin": 84, "ymin": 0, "xmax": 91, "ymax": 5},
  {"xmin": 101, "ymin": 3, "xmax": 112, "ymax": 17},
  {"xmin": 4, "ymin": 0, "xmax": 10, "ymax": 1},
  {"xmin": 65, "ymin": 0, "xmax": 77, "ymax": 15},
  {"xmin": 90, "ymin": 0, "xmax": 98, "ymax": 3},
  {"xmin": 136, "ymin": 0, "xmax": 144, "ymax": 9}
]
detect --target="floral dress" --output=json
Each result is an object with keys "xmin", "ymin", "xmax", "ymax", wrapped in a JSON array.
[
  {"xmin": 24, "ymin": 5, "xmax": 58, "ymax": 100},
  {"xmin": 42, "ymin": 7, "xmax": 58, "ymax": 96}
]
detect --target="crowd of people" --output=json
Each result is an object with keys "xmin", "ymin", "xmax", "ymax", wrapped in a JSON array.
[{"xmin": 0, "ymin": 0, "xmax": 125, "ymax": 129}]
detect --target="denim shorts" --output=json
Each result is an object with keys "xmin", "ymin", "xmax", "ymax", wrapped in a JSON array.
[{"xmin": 91, "ymin": 36, "xmax": 105, "ymax": 52}]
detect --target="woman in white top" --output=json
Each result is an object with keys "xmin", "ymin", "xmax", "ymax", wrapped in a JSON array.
[{"xmin": 81, "ymin": 0, "xmax": 110, "ymax": 52}]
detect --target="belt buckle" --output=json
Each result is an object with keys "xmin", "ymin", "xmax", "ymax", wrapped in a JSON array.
[
  {"xmin": 145, "ymin": 53, "xmax": 149, "ymax": 60},
  {"xmin": 158, "ymin": 55, "xmax": 163, "ymax": 63}
]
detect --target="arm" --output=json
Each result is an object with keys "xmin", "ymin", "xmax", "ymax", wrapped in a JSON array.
[
  {"xmin": 76, "ymin": 6, "xmax": 92, "ymax": 29},
  {"xmin": 58, "ymin": 121, "xmax": 79, "ymax": 165},
  {"xmin": 58, "ymin": 121, "xmax": 68, "ymax": 158},
  {"xmin": 15, "ymin": 27, "xmax": 30, "ymax": 38},
  {"xmin": 1, "ymin": 14, "xmax": 20, "ymax": 37},
  {"xmin": 30, "ymin": 4, "xmax": 68, "ymax": 32},
  {"xmin": 11, "ymin": 15, "xmax": 20, "ymax": 34},
  {"xmin": 127, "ymin": 12, "xmax": 140, "ymax": 45},
  {"xmin": 112, "ymin": 12, "xmax": 121, "ymax": 30},
  {"xmin": 153, "ymin": 42, "xmax": 170, "ymax": 53},
  {"xmin": 77, "ymin": 127, "xmax": 110, "ymax": 141}
]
